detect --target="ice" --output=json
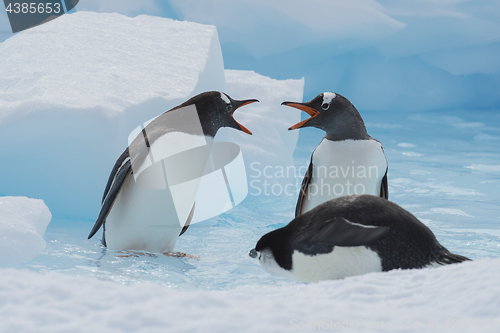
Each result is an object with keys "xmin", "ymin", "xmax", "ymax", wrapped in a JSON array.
[
  {"xmin": 397, "ymin": 143, "xmax": 415, "ymax": 148},
  {"xmin": 0, "ymin": 11, "xmax": 224, "ymax": 123},
  {"xmin": 219, "ymin": 69, "xmax": 304, "ymax": 192},
  {"xmin": 0, "ymin": 197, "xmax": 52, "ymax": 265},
  {"xmin": 0, "ymin": 12, "xmax": 224, "ymax": 221},
  {"xmin": 428, "ymin": 208, "xmax": 474, "ymax": 218},
  {"xmin": 465, "ymin": 164, "xmax": 500, "ymax": 173},
  {"xmin": 176, "ymin": 1, "xmax": 500, "ymax": 112},
  {"xmin": 75, "ymin": 0, "xmax": 160, "ymax": 17},
  {"xmin": 1, "ymin": 258, "xmax": 500, "ymax": 332},
  {"xmin": 170, "ymin": 0, "xmax": 405, "ymax": 58}
]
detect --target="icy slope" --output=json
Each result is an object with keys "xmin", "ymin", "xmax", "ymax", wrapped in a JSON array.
[
  {"xmin": 0, "ymin": 12, "xmax": 224, "ymax": 221},
  {"xmin": 1, "ymin": 259, "xmax": 499, "ymax": 333},
  {"xmin": 0, "ymin": 197, "xmax": 51, "ymax": 266}
]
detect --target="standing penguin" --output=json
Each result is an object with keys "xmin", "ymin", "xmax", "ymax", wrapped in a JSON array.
[
  {"xmin": 282, "ymin": 92, "xmax": 388, "ymax": 217},
  {"xmin": 249, "ymin": 195, "xmax": 470, "ymax": 282},
  {"xmin": 88, "ymin": 91, "xmax": 258, "ymax": 253}
]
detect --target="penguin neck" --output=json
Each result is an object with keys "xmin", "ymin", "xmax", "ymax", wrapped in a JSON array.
[
  {"xmin": 198, "ymin": 112, "xmax": 226, "ymax": 138},
  {"xmin": 323, "ymin": 122, "xmax": 371, "ymax": 141},
  {"xmin": 322, "ymin": 103, "xmax": 371, "ymax": 141},
  {"xmin": 200, "ymin": 122, "xmax": 218, "ymax": 138}
]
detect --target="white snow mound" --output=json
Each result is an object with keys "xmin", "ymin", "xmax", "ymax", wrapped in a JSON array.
[
  {"xmin": 0, "ymin": 259, "xmax": 499, "ymax": 332},
  {"xmin": 0, "ymin": 11, "xmax": 225, "ymax": 124},
  {"xmin": 0, "ymin": 197, "xmax": 52, "ymax": 265}
]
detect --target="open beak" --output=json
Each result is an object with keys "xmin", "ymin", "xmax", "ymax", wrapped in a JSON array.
[
  {"xmin": 282, "ymin": 102, "xmax": 320, "ymax": 130},
  {"xmin": 232, "ymin": 99, "xmax": 259, "ymax": 135}
]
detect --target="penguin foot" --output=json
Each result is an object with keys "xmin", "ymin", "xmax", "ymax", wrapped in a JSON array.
[
  {"xmin": 114, "ymin": 251, "xmax": 157, "ymax": 258},
  {"xmin": 163, "ymin": 251, "xmax": 199, "ymax": 259},
  {"xmin": 113, "ymin": 251, "xmax": 199, "ymax": 259}
]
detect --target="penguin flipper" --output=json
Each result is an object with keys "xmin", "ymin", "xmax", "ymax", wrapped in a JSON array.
[
  {"xmin": 295, "ymin": 158, "xmax": 313, "ymax": 217},
  {"xmin": 380, "ymin": 168, "xmax": 388, "ymax": 199},
  {"xmin": 102, "ymin": 148, "xmax": 130, "ymax": 204},
  {"xmin": 295, "ymin": 217, "xmax": 389, "ymax": 255},
  {"xmin": 88, "ymin": 159, "xmax": 132, "ymax": 239},
  {"xmin": 179, "ymin": 202, "xmax": 196, "ymax": 236}
]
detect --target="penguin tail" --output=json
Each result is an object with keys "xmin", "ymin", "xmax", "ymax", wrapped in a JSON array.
[{"xmin": 436, "ymin": 249, "xmax": 471, "ymax": 265}]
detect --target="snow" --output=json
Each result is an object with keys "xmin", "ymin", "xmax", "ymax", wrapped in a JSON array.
[
  {"xmin": 0, "ymin": 197, "xmax": 51, "ymax": 266},
  {"xmin": 0, "ymin": 11, "xmax": 224, "ymax": 123},
  {"xmin": 1, "ymin": 259, "xmax": 499, "ymax": 332}
]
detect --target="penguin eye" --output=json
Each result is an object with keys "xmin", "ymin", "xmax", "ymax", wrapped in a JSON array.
[
  {"xmin": 321, "ymin": 103, "xmax": 330, "ymax": 110},
  {"xmin": 226, "ymin": 104, "xmax": 232, "ymax": 112}
]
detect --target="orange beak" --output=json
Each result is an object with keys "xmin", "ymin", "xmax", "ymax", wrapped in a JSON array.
[
  {"xmin": 233, "ymin": 115, "xmax": 253, "ymax": 135},
  {"xmin": 232, "ymin": 99, "xmax": 259, "ymax": 135},
  {"xmin": 282, "ymin": 102, "xmax": 320, "ymax": 130}
]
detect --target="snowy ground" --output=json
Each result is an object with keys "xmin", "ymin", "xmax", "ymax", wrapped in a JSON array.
[{"xmin": 2, "ymin": 259, "xmax": 499, "ymax": 333}]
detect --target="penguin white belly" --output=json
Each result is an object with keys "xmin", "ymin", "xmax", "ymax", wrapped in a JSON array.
[
  {"xmin": 291, "ymin": 247, "xmax": 383, "ymax": 282},
  {"xmin": 302, "ymin": 139, "xmax": 387, "ymax": 214},
  {"xmin": 105, "ymin": 131, "xmax": 210, "ymax": 253},
  {"xmin": 258, "ymin": 247, "xmax": 383, "ymax": 282},
  {"xmin": 259, "ymin": 249, "xmax": 297, "ymax": 281},
  {"xmin": 105, "ymin": 172, "xmax": 183, "ymax": 253}
]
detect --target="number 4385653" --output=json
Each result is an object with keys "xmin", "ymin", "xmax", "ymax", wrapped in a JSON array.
[{"xmin": 6, "ymin": 2, "xmax": 61, "ymax": 14}]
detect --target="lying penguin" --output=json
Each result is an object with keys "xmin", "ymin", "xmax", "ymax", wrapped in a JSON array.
[
  {"xmin": 88, "ymin": 91, "xmax": 258, "ymax": 254},
  {"xmin": 250, "ymin": 195, "xmax": 470, "ymax": 282},
  {"xmin": 282, "ymin": 93, "xmax": 388, "ymax": 217}
]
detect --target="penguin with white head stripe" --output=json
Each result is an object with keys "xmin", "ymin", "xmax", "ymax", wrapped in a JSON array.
[
  {"xmin": 282, "ymin": 92, "xmax": 388, "ymax": 217},
  {"xmin": 88, "ymin": 91, "xmax": 258, "ymax": 254}
]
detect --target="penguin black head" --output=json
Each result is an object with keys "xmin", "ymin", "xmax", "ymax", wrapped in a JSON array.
[
  {"xmin": 249, "ymin": 226, "xmax": 293, "ymax": 271},
  {"xmin": 282, "ymin": 92, "xmax": 370, "ymax": 141},
  {"xmin": 175, "ymin": 91, "xmax": 258, "ymax": 138}
]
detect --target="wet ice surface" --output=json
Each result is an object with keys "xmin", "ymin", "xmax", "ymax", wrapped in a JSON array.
[
  {"xmin": 14, "ymin": 196, "xmax": 297, "ymax": 290},
  {"xmin": 13, "ymin": 109, "xmax": 500, "ymax": 290},
  {"xmin": 367, "ymin": 109, "xmax": 500, "ymax": 260}
]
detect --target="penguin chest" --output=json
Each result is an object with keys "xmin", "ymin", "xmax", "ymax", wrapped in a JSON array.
[
  {"xmin": 105, "ymin": 172, "xmax": 183, "ymax": 253},
  {"xmin": 105, "ymin": 131, "xmax": 211, "ymax": 253},
  {"xmin": 302, "ymin": 139, "xmax": 387, "ymax": 213},
  {"xmin": 290, "ymin": 247, "xmax": 383, "ymax": 282}
]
